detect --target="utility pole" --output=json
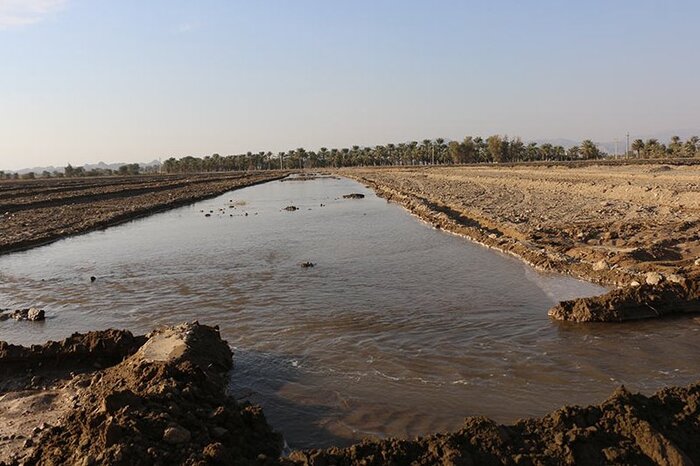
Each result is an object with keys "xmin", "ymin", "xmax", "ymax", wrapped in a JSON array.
[{"xmin": 626, "ymin": 133, "xmax": 630, "ymax": 158}]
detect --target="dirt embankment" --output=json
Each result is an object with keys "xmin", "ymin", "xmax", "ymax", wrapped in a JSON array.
[
  {"xmin": 3, "ymin": 326, "xmax": 699, "ymax": 466},
  {"xmin": 0, "ymin": 172, "xmax": 288, "ymax": 255},
  {"xmin": 342, "ymin": 165, "xmax": 700, "ymax": 322},
  {"xmin": 0, "ymin": 323, "xmax": 282, "ymax": 466},
  {"xmin": 287, "ymin": 382, "xmax": 700, "ymax": 466}
]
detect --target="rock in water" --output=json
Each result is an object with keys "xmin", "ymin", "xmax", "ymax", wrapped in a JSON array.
[
  {"xmin": 10, "ymin": 308, "xmax": 45, "ymax": 321},
  {"xmin": 342, "ymin": 193, "xmax": 365, "ymax": 199},
  {"xmin": 284, "ymin": 206, "xmax": 299, "ymax": 211},
  {"xmin": 27, "ymin": 308, "xmax": 45, "ymax": 321}
]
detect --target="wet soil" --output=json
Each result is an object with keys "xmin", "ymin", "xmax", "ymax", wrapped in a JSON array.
[
  {"xmin": 343, "ymin": 164, "xmax": 700, "ymax": 321},
  {"xmin": 2, "ymin": 325, "xmax": 698, "ymax": 465},
  {"xmin": 286, "ymin": 381, "xmax": 700, "ymax": 466},
  {"xmin": 0, "ymin": 172, "xmax": 287, "ymax": 255},
  {"xmin": 1, "ymin": 323, "xmax": 282, "ymax": 466}
]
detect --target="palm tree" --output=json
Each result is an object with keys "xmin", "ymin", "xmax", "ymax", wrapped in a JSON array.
[
  {"xmin": 668, "ymin": 136, "xmax": 683, "ymax": 157},
  {"xmin": 568, "ymin": 146, "xmax": 580, "ymax": 160},
  {"xmin": 408, "ymin": 141, "xmax": 418, "ymax": 165},
  {"xmin": 277, "ymin": 152, "xmax": 285, "ymax": 169},
  {"xmin": 397, "ymin": 143, "xmax": 407, "ymax": 165},
  {"xmin": 329, "ymin": 148, "xmax": 339, "ymax": 167},
  {"xmin": 645, "ymin": 139, "xmax": 663, "ymax": 158},
  {"xmin": 631, "ymin": 139, "xmax": 644, "ymax": 158},
  {"xmin": 580, "ymin": 140, "xmax": 600, "ymax": 160},
  {"xmin": 386, "ymin": 143, "xmax": 396, "ymax": 165},
  {"xmin": 434, "ymin": 138, "xmax": 445, "ymax": 164},
  {"xmin": 419, "ymin": 139, "xmax": 431, "ymax": 165},
  {"xmin": 318, "ymin": 147, "xmax": 328, "ymax": 167},
  {"xmin": 685, "ymin": 136, "xmax": 699, "ymax": 157}
]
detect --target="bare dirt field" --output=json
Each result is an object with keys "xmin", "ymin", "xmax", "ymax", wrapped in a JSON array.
[
  {"xmin": 0, "ymin": 172, "xmax": 287, "ymax": 254},
  {"xmin": 343, "ymin": 164, "xmax": 700, "ymax": 321}
]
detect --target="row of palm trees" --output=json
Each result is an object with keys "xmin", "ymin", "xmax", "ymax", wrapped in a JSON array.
[
  {"xmin": 630, "ymin": 136, "xmax": 699, "ymax": 159},
  {"xmin": 155, "ymin": 134, "xmax": 699, "ymax": 173}
]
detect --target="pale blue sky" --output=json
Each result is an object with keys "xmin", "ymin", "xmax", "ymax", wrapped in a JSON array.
[{"xmin": 1, "ymin": 1, "xmax": 699, "ymax": 169}]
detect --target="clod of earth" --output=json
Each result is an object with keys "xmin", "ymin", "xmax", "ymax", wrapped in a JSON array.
[
  {"xmin": 0, "ymin": 308, "xmax": 45, "ymax": 322},
  {"xmin": 548, "ymin": 279, "xmax": 700, "ymax": 322},
  {"xmin": 300, "ymin": 262, "xmax": 315, "ymax": 268}
]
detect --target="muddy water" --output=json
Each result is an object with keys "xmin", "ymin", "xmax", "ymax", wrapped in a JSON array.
[{"xmin": 0, "ymin": 176, "xmax": 698, "ymax": 448}]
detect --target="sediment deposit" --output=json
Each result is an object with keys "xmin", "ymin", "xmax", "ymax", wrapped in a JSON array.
[{"xmin": 344, "ymin": 164, "xmax": 700, "ymax": 321}]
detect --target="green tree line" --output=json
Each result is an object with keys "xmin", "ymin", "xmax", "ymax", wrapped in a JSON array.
[
  {"xmin": 630, "ymin": 136, "xmax": 699, "ymax": 158},
  {"xmin": 2, "ymin": 134, "xmax": 698, "ymax": 179},
  {"xmin": 160, "ymin": 134, "xmax": 700, "ymax": 173}
]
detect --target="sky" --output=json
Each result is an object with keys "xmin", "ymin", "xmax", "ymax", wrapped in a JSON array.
[{"xmin": 1, "ymin": 0, "xmax": 699, "ymax": 170}]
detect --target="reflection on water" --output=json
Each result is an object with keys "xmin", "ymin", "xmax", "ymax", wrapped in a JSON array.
[{"xmin": 0, "ymin": 176, "xmax": 697, "ymax": 448}]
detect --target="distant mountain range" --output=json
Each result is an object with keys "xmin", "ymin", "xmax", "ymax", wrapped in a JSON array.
[{"xmin": 7, "ymin": 160, "xmax": 161, "ymax": 175}]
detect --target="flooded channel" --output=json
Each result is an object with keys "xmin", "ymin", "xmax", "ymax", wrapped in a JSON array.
[{"xmin": 0, "ymin": 176, "xmax": 698, "ymax": 448}]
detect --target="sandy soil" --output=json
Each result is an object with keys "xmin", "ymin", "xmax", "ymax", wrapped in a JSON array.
[
  {"xmin": 0, "ymin": 172, "xmax": 287, "ymax": 254},
  {"xmin": 0, "ymin": 329, "xmax": 146, "ymax": 464},
  {"xmin": 0, "ymin": 387, "xmax": 74, "ymax": 463},
  {"xmin": 343, "ymin": 164, "xmax": 700, "ymax": 321}
]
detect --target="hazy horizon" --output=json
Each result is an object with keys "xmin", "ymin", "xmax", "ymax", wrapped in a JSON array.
[{"xmin": 2, "ymin": 1, "xmax": 699, "ymax": 170}]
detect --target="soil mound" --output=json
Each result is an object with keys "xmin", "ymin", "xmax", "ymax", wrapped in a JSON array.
[
  {"xmin": 549, "ymin": 277, "xmax": 700, "ymax": 322},
  {"xmin": 286, "ymin": 382, "xmax": 700, "ymax": 466},
  {"xmin": 15, "ymin": 323, "xmax": 282, "ymax": 466},
  {"xmin": 0, "ymin": 328, "xmax": 145, "ymax": 370}
]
